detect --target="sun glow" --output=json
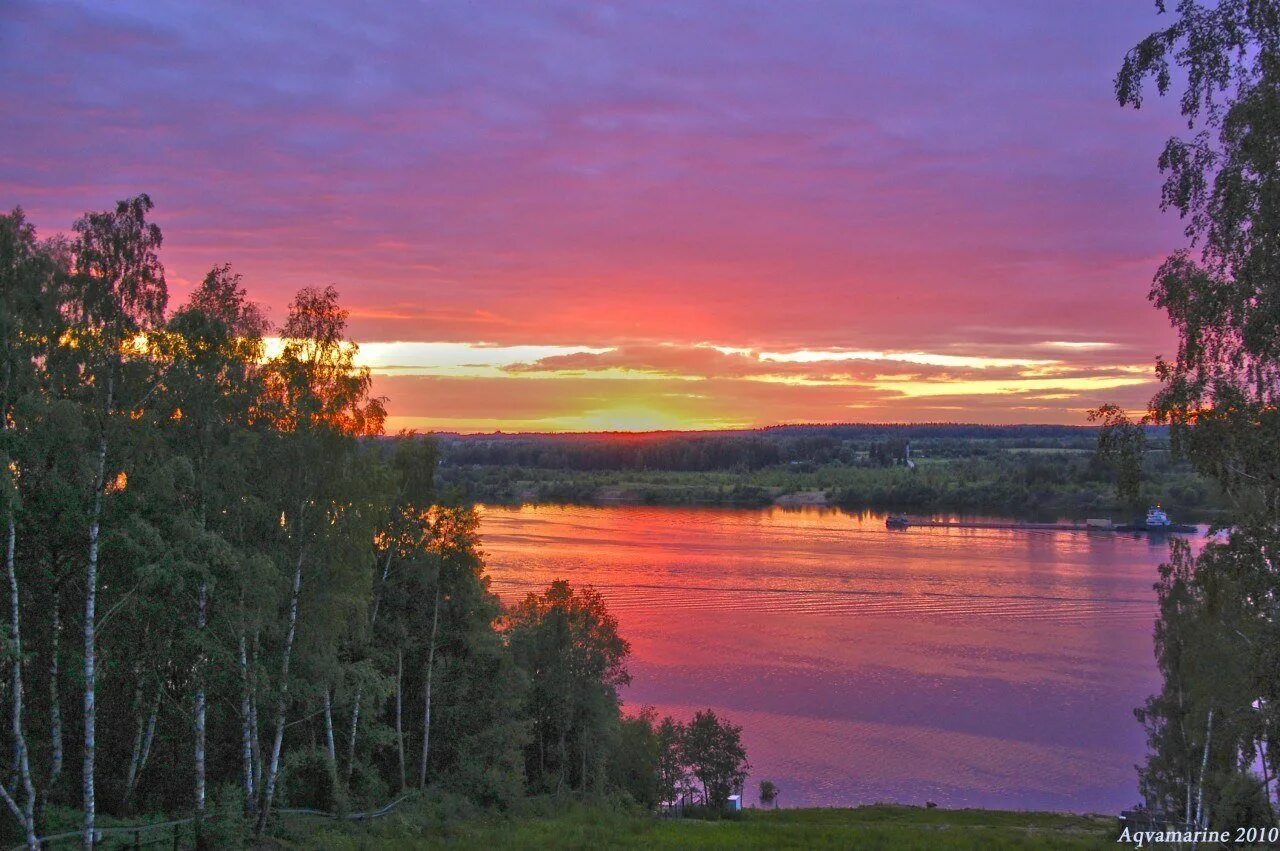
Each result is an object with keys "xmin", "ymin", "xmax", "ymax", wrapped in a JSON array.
[
  {"xmin": 268, "ymin": 337, "xmax": 1153, "ymax": 430},
  {"xmin": 553, "ymin": 406, "xmax": 717, "ymax": 432}
]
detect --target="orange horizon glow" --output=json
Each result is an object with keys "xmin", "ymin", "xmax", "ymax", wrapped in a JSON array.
[
  {"xmin": 4, "ymin": 2, "xmax": 1185, "ymax": 432},
  {"xmin": 350, "ymin": 339, "xmax": 1159, "ymax": 433}
]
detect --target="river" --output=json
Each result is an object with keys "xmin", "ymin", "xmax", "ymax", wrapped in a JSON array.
[{"xmin": 477, "ymin": 503, "xmax": 1199, "ymax": 813}]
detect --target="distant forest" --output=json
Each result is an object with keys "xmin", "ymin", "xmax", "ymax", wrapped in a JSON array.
[
  {"xmin": 434, "ymin": 423, "xmax": 1161, "ymax": 472},
  {"xmin": 432, "ymin": 424, "xmax": 1213, "ymax": 517}
]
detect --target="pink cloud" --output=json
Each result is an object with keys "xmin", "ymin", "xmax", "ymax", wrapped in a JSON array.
[{"xmin": 1, "ymin": 0, "xmax": 1184, "ymax": 428}]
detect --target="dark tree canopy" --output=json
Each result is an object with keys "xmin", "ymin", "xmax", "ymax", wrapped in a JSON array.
[
  {"xmin": 1119, "ymin": 2, "xmax": 1280, "ymax": 830},
  {"xmin": 1118, "ymin": 1, "xmax": 1280, "ymax": 510},
  {"xmin": 0, "ymin": 196, "xmax": 739, "ymax": 846}
]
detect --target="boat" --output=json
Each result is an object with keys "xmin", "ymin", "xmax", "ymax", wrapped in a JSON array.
[
  {"xmin": 885, "ymin": 514, "xmax": 910, "ymax": 529},
  {"xmin": 1115, "ymin": 505, "xmax": 1197, "ymax": 534}
]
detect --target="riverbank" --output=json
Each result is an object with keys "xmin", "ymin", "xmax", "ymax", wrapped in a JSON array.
[
  {"xmin": 274, "ymin": 801, "xmax": 1120, "ymax": 849},
  {"xmin": 437, "ymin": 451, "xmax": 1220, "ymax": 519}
]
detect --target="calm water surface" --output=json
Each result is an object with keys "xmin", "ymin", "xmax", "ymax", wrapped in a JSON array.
[{"xmin": 478, "ymin": 504, "xmax": 1199, "ymax": 813}]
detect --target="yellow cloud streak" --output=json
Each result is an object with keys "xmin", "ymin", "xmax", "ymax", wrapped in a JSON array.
[{"xmin": 875, "ymin": 375, "xmax": 1150, "ymax": 398}]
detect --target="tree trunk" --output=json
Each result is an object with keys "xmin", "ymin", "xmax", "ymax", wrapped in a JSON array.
[
  {"xmin": 194, "ymin": 580, "xmax": 208, "ymax": 844},
  {"xmin": 323, "ymin": 689, "xmax": 337, "ymax": 768},
  {"xmin": 121, "ymin": 679, "xmax": 160, "ymax": 813},
  {"xmin": 250, "ymin": 673, "xmax": 262, "ymax": 796},
  {"xmin": 121, "ymin": 678, "xmax": 146, "ymax": 813},
  {"xmin": 44, "ymin": 588, "xmax": 63, "ymax": 816},
  {"xmin": 345, "ymin": 687, "xmax": 361, "ymax": 782},
  {"xmin": 1179, "ymin": 685, "xmax": 1192, "ymax": 824},
  {"xmin": 556, "ymin": 729, "xmax": 567, "ymax": 794},
  {"xmin": 395, "ymin": 649, "xmax": 405, "ymax": 792},
  {"xmin": 256, "ymin": 542, "xmax": 304, "ymax": 835},
  {"xmin": 238, "ymin": 633, "xmax": 256, "ymax": 818},
  {"xmin": 346, "ymin": 547, "xmax": 393, "ymax": 780},
  {"xmin": 368, "ymin": 547, "xmax": 393, "ymax": 631},
  {"xmin": 139, "ymin": 687, "xmax": 159, "ymax": 779},
  {"xmin": 1186, "ymin": 770, "xmax": 1193, "ymax": 827},
  {"xmin": 1260, "ymin": 738, "xmax": 1272, "ymax": 819},
  {"xmin": 83, "ymin": 423, "xmax": 108, "ymax": 850},
  {"xmin": 419, "ymin": 583, "xmax": 441, "ymax": 788},
  {"xmin": 1195, "ymin": 707, "xmax": 1214, "ymax": 828},
  {"xmin": 7, "ymin": 512, "xmax": 38, "ymax": 849},
  {"xmin": 0, "ymin": 779, "xmax": 26, "ymax": 839}
]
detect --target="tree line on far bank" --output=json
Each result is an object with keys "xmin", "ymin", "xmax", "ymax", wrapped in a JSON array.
[
  {"xmin": 438, "ymin": 446, "xmax": 1217, "ymax": 517},
  {"xmin": 0, "ymin": 198, "xmax": 749, "ymax": 849},
  {"xmin": 436, "ymin": 425, "xmax": 1141, "ymax": 473}
]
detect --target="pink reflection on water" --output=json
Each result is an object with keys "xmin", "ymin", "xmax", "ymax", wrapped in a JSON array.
[{"xmin": 478, "ymin": 504, "xmax": 1198, "ymax": 812}]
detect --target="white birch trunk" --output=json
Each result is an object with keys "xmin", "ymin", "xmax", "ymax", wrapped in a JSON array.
[
  {"xmin": 238, "ymin": 633, "xmax": 256, "ymax": 816},
  {"xmin": 194, "ymin": 580, "xmax": 208, "ymax": 829},
  {"xmin": 7, "ymin": 512, "xmax": 38, "ymax": 849},
  {"xmin": 419, "ymin": 582, "xmax": 441, "ymax": 788},
  {"xmin": 255, "ymin": 542, "xmax": 304, "ymax": 834},
  {"xmin": 121, "ymin": 679, "xmax": 160, "ymax": 812},
  {"xmin": 249, "ymin": 652, "xmax": 262, "ymax": 797},
  {"xmin": 83, "ymin": 413, "xmax": 109, "ymax": 850},
  {"xmin": 0, "ymin": 777, "xmax": 26, "ymax": 832},
  {"xmin": 121, "ymin": 678, "xmax": 145, "ymax": 812},
  {"xmin": 2, "ymin": 371, "xmax": 37, "ymax": 849},
  {"xmin": 44, "ymin": 588, "xmax": 63, "ymax": 815},
  {"xmin": 1195, "ymin": 707, "xmax": 1214, "ymax": 828},
  {"xmin": 139, "ymin": 686, "xmax": 159, "ymax": 776},
  {"xmin": 323, "ymin": 689, "xmax": 337, "ymax": 768},
  {"xmin": 1261, "ymin": 738, "xmax": 1272, "ymax": 818},
  {"xmin": 395, "ymin": 648, "xmax": 405, "ymax": 791},
  {"xmin": 345, "ymin": 690, "xmax": 361, "ymax": 781},
  {"xmin": 346, "ymin": 547, "xmax": 393, "ymax": 780},
  {"xmin": 367, "ymin": 547, "xmax": 393, "ymax": 635}
]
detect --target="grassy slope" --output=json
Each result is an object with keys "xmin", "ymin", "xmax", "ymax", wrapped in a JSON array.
[{"xmin": 275, "ymin": 804, "xmax": 1118, "ymax": 850}]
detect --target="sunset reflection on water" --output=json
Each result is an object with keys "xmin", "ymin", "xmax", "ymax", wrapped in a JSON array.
[{"xmin": 477, "ymin": 504, "xmax": 1194, "ymax": 812}]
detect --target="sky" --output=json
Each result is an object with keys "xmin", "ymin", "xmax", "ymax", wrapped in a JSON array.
[{"xmin": 1, "ymin": 1, "xmax": 1188, "ymax": 432}]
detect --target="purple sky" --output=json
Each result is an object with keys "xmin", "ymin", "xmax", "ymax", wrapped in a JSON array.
[{"xmin": 1, "ymin": 1, "xmax": 1187, "ymax": 430}]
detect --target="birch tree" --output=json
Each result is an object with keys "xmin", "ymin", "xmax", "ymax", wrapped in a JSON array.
[
  {"xmin": 156, "ymin": 263, "xmax": 266, "ymax": 842},
  {"xmin": 1118, "ymin": 3, "xmax": 1280, "ymax": 826},
  {"xmin": 0, "ymin": 208, "xmax": 60, "ymax": 849},
  {"xmin": 254, "ymin": 286, "xmax": 384, "ymax": 833},
  {"xmin": 67, "ymin": 195, "xmax": 167, "ymax": 848}
]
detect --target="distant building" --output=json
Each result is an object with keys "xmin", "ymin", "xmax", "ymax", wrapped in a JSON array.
[{"xmin": 727, "ymin": 794, "xmax": 742, "ymax": 811}]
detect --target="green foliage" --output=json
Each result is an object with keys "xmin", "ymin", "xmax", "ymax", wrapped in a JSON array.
[
  {"xmin": 607, "ymin": 708, "xmax": 663, "ymax": 809},
  {"xmin": 1087, "ymin": 405, "xmax": 1146, "ymax": 505},
  {"xmin": 1117, "ymin": 2, "xmax": 1280, "ymax": 827},
  {"xmin": 204, "ymin": 783, "xmax": 249, "ymax": 849},
  {"xmin": 759, "ymin": 780, "xmax": 778, "ymax": 808},
  {"xmin": 681, "ymin": 710, "xmax": 749, "ymax": 809},
  {"xmin": 0, "ymin": 197, "xmax": 673, "ymax": 848},
  {"xmin": 282, "ymin": 749, "xmax": 347, "ymax": 815},
  {"xmin": 506, "ymin": 580, "xmax": 631, "ymax": 795},
  {"xmin": 439, "ymin": 436, "xmax": 1219, "ymax": 518}
]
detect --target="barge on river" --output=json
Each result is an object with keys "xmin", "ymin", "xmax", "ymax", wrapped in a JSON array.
[{"xmin": 884, "ymin": 505, "xmax": 1197, "ymax": 534}]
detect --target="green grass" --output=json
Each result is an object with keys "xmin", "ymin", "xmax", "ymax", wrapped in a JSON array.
[{"xmin": 271, "ymin": 802, "xmax": 1119, "ymax": 850}]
